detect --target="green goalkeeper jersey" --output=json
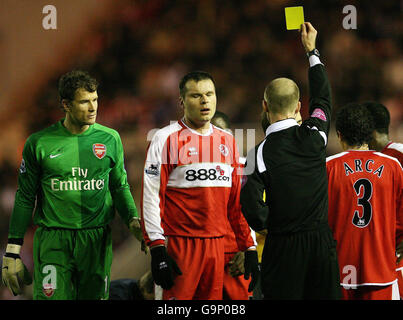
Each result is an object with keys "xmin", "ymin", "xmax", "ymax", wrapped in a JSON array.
[{"xmin": 9, "ymin": 120, "xmax": 137, "ymax": 238}]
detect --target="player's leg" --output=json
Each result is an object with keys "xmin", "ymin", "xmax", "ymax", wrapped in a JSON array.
[
  {"xmin": 33, "ymin": 227, "xmax": 76, "ymax": 300},
  {"xmin": 162, "ymin": 236, "xmax": 200, "ymax": 300},
  {"xmin": 261, "ymin": 234, "xmax": 307, "ymax": 299},
  {"xmin": 306, "ymin": 227, "xmax": 341, "ymax": 299},
  {"xmin": 194, "ymin": 237, "xmax": 225, "ymax": 300},
  {"xmin": 254, "ymin": 234, "xmax": 265, "ymax": 299},
  {"xmin": 252, "ymin": 271, "xmax": 263, "ymax": 300},
  {"xmin": 340, "ymin": 285, "xmax": 356, "ymax": 300},
  {"xmin": 223, "ymin": 273, "xmax": 251, "ymax": 300},
  {"xmin": 75, "ymin": 226, "xmax": 112, "ymax": 300}
]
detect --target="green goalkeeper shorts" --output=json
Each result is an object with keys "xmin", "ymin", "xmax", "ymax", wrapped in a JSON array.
[{"xmin": 32, "ymin": 225, "xmax": 112, "ymax": 300}]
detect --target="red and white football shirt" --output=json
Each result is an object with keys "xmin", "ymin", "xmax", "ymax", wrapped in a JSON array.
[
  {"xmin": 326, "ymin": 150, "xmax": 403, "ymax": 286},
  {"xmin": 381, "ymin": 141, "xmax": 403, "ymax": 293},
  {"xmin": 141, "ymin": 119, "xmax": 254, "ymax": 250},
  {"xmin": 382, "ymin": 142, "xmax": 403, "ymax": 166}
]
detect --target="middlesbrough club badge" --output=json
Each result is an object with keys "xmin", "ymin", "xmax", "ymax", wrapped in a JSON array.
[{"xmin": 93, "ymin": 143, "xmax": 107, "ymax": 159}]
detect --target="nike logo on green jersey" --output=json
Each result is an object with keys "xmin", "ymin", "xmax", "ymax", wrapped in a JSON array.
[{"xmin": 49, "ymin": 154, "xmax": 62, "ymax": 159}]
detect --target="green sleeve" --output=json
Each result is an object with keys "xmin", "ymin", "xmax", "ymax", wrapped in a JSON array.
[
  {"xmin": 9, "ymin": 137, "xmax": 40, "ymax": 238},
  {"xmin": 109, "ymin": 133, "xmax": 138, "ymax": 227}
]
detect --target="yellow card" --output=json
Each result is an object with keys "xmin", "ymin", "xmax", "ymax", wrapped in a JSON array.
[{"xmin": 285, "ymin": 6, "xmax": 304, "ymax": 30}]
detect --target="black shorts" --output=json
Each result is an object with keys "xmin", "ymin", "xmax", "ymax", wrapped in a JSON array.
[{"xmin": 261, "ymin": 224, "xmax": 341, "ymax": 300}]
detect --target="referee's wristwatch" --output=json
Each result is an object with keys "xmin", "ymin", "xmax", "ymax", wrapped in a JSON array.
[{"xmin": 307, "ymin": 48, "xmax": 320, "ymax": 58}]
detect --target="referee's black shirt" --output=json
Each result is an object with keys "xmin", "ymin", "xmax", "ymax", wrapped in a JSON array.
[{"xmin": 241, "ymin": 61, "xmax": 332, "ymax": 235}]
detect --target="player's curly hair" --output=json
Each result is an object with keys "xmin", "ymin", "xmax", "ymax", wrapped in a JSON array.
[
  {"xmin": 179, "ymin": 70, "xmax": 215, "ymax": 99},
  {"xmin": 58, "ymin": 70, "xmax": 98, "ymax": 102},
  {"xmin": 211, "ymin": 111, "xmax": 231, "ymax": 130},
  {"xmin": 336, "ymin": 102, "xmax": 375, "ymax": 147},
  {"xmin": 362, "ymin": 101, "xmax": 390, "ymax": 135}
]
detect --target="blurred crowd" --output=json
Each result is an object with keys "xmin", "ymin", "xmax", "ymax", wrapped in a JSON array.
[{"xmin": 1, "ymin": 0, "xmax": 402, "ymax": 299}]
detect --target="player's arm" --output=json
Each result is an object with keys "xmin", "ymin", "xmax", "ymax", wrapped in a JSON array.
[
  {"xmin": 228, "ymin": 144, "xmax": 259, "ymax": 292},
  {"xmin": 300, "ymin": 22, "xmax": 332, "ymax": 144},
  {"xmin": 227, "ymin": 144, "xmax": 256, "ymax": 251},
  {"xmin": 141, "ymin": 133, "xmax": 181, "ymax": 289},
  {"xmin": 2, "ymin": 137, "xmax": 38, "ymax": 295},
  {"xmin": 396, "ymin": 168, "xmax": 403, "ymax": 263},
  {"xmin": 240, "ymin": 147, "xmax": 269, "ymax": 232},
  {"xmin": 228, "ymin": 228, "xmax": 258, "ymax": 277},
  {"xmin": 141, "ymin": 130, "xmax": 173, "ymax": 248},
  {"xmin": 108, "ymin": 133, "xmax": 141, "ymax": 241},
  {"xmin": 9, "ymin": 137, "xmax": 39, "ymax": 240}
]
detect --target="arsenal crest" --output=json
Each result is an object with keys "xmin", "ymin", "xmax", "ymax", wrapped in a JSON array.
[
  {"xmin": 93, "ymin": 143, "xmax": 107, "ymax": 159},
  {"xmin": 43, "ymin": 283, "xmax": 55, "ymax": 298}
]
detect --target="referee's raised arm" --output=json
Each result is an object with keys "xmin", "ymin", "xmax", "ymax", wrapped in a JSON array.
[
  {"xmin": 301, "ymin": 22, "xmax": 332, "ymax": 141},
  {"xmin": 301, "ymin": 22, "xmax": 317, "ymax": 54}
]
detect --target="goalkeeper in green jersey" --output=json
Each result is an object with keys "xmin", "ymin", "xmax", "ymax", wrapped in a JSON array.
[{"xmin": 1, "ymin": 70, "xmax": 143, "ymax": 300}]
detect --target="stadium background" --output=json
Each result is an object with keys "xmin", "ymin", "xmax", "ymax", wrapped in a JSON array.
[{"xmin": 0, "ymin": 0, "xmax": 401, "ymax": 299}]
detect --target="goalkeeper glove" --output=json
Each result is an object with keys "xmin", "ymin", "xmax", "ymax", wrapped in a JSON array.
[
  {"xmin": 129, "ymin": 217, "xmax": 149, "ymax": 254},
  {"xmin": 244, "ymin": 250, "xmax": 260, "ymax": 292},
  {"xmin": 150, "ymin": 245, "xmax": 182, "ymax": 290},
  {"xmin": 2, "ymin": 240, "xmax": 32, "ymax": 296},
  {"xmin": 128, "ymin": 217, "xmax": 142, "ymax": 241}
]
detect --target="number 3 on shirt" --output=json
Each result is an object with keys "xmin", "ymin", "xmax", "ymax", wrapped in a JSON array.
[{"xmin": 352, "ymin": 178, "xmax": 373, "ymax": 228}]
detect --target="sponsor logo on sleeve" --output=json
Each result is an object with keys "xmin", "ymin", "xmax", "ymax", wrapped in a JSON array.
[
  {"xmin": 145, "ymin": 163, "xmax": 160, "ymax": 176},
  {"xmin": 19, "ymin": 158, "xmax": 26, "ymax": 173},
  {"xmin": 311, "ymin": 108, "xmax": 327, "ymax": 121}
]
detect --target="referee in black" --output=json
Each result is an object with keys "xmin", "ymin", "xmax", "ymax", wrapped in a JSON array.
[{"xmin": 240, "ymin": 22, "xmax": 341, "ymax": 299}]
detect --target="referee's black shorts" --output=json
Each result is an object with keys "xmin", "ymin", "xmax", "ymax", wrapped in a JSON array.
[{"xmin": 261, "ymin": 224, "xmax": 341, "ymax": 300}]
